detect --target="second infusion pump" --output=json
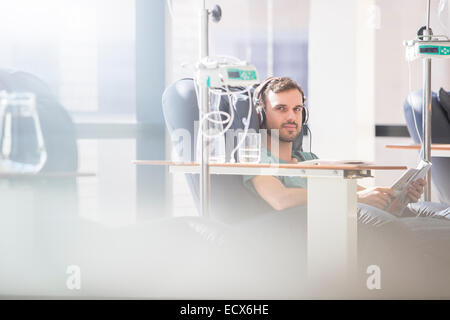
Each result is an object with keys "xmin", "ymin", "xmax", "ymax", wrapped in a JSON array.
[{"xmin": 405, "ymin": 38, "xmax": 450, "ymax": 61}]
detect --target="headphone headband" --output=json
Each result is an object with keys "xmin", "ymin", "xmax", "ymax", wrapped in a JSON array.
[
  {"xmin": 253, "ymin": 76, "xmax": 277, "ymax": 107},
  {"xmin": 253, "ymin": 77, "xmax": 307, "ymax": 108}
]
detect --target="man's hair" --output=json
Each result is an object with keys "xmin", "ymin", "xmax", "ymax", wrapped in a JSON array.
[{"xmin": 260, "ymin": 77, "xmax": 305, "ymax": 108}]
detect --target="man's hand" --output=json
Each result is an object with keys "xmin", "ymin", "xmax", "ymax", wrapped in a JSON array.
[
  {"xmin": 407, "ymin": 178, "xmax": 425, "ymax": 203},
  {"xmin": 357, "ymin": 187, "xmax": 395, "ymax": 210}
]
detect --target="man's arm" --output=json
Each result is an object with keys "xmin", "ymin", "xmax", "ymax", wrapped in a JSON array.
[
  {"xmin": 252, "ymin": 177, "xmax": 392, "ymax": 212},
  {"xmin": 251, "ymin": 177, "xmax": 423, "ymax": 212},
  {"xmin": 251, "ymin": 176, "xmax": 307, "ymax": 211}
]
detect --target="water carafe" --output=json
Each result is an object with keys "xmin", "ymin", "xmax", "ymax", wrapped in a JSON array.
[{"xmin": 0, "ymin": 92, "xmax": 47, "ymax": 173}]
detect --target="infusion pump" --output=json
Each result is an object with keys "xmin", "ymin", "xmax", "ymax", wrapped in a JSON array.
[
  {"xmin": 195, "ymin": 61, "xmax": 259, "ymax": 88},
  {"xmin": 405, "ymin": 37, "xmax": 450, "ymax": 61}
]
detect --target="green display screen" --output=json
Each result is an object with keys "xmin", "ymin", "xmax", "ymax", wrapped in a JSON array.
[
  {"xmin": 420, "ymin": 46, "xmax": 439, "ymax": 53},
  {"xmin": 227, "ymin": 69, "xmax": 257, "ymax": 81},
  {"xmin": 228, "ymin": 71, "xmax": 240, "ymax": 79},
  {"xmin": 419, "ymin": 45, "xmax": 450, "ymax": 55}
]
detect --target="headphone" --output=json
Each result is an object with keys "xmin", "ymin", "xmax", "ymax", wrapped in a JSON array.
[{"xmin": 253, "ymin": 77, "xmax": 309, "ymax": 127}]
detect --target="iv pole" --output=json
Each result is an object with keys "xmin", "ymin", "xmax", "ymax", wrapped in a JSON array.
[
  {"xmin": 199, "ymin": 0, "xmax": 210, "ymax": 217},
  {"xmin": 423, "ymin": 0, "xmax": 433, "ymax": 201},
  {"xmin": 198, "ymin": 1, "xmax": 222, "ymax": 216}
]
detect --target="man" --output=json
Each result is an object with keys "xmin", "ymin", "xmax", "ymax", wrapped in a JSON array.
[{"xmin": 244, "ymin": 76, "xmax": 449, "ymax": 222}]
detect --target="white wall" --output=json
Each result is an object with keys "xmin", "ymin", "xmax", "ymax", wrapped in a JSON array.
[
  {"xmin": 308, "ymin": 0, "xmax": 376, "ymax": 164},
  {"xmin": 375, "ymin": 0, "xmax": 450, "ymax": 125}
]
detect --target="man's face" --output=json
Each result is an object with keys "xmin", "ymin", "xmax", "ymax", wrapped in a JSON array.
[{"xmin": 264, "ymin": 89, "xmax": 304, "ymax": 142}]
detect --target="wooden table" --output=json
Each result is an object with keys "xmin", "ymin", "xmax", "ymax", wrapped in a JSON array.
[
  {"xmin": 385, "ymin": 144, "xmax": 450, "ymax": 157},
  {"xmin": 134, "ymin": 160, "xmax": 406, "ymax": 287}
]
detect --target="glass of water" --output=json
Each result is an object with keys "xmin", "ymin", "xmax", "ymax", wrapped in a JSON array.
[{"xmin": 238, "ymin": 132, "xmax": 261, "ymax": 163}]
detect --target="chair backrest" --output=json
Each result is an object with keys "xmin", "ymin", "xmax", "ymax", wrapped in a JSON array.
[
  {"xmin": 162, "ymin": 78, "xmax": 280, "ymax": 224},
  {"xmin": 403, "ymin": 89, "xmax": 450, "ymax": 205},
  {"xmin": 403, "ymin": 90, "xmax": 450, "ymax": 143},
  {"xmin": 438, "ymin": 88, "xmax": 450, "ymax": 123},
  {"xmin": 0, "ymin": 69, "xmax": 78, "ymax": 172}
]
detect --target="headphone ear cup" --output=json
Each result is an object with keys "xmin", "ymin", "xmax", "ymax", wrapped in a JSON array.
[
  {"xmin": 302, "ymin": 107, "xmax": 307, "ymax": 125},
  {"xmin": 256, "ymin": 106, "xmax": 266, "ymax": 127}
]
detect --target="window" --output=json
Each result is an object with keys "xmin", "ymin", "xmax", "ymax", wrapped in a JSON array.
[{"xmin": 0, "ymin": 0, "xmax": 136, "ymax": 117}]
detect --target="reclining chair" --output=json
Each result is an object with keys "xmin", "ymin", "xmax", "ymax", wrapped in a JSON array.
[
  {"xmin": 403, "ymin": 89, "xmax": 450, "ymax": 205},
  {"xmin": 162, "ymin": 78, "xmax": 308, "ymax": 224}
]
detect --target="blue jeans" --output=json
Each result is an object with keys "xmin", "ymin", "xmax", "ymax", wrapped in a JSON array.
[{"xmin": 239, "ymin": 202, "xmax": 450, "ymax": 292}]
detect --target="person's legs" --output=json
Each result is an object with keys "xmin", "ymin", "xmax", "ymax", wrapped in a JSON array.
[
  {"xmin": 357, "ymin": 202, "xmax": 450, "ymax": 261},
  {"xmin": 400, "ymin": 201, "xmax": 450, "ymax": 267},
  {"xmin": 232, "ymin": 203, "xmax": 450, "ymax": 296},
  {"xmin": 357, "ymin": 203, "xmax": 450, "ymax": 296},
  {"xmin": 399, "ymin": 215, "xmax": 450, "ymax": 264},
  {"xmin": 356, "ymin": 203, "xmax": 427, "ymax": 295},
  {"xmin": 357, "ymin": 203, "xmax": 414, "ymax": 262},
  {"xmin": 399, "ymin": 215, "xmax": 450, "ymax": 296},
  {"xmin": 403, "ymin": 201, "xmax": 450, "ymax": 219},
  {"xmin": 356, "ymin": 203, "xmax": 421, "ymax": 267},
  {"xmin": 244, "ymin": 205, "xmax": 418, "ymax": 296},
  {"xmin": 357, "ymin": 203, "xmax": 399, "ymax": 226}
]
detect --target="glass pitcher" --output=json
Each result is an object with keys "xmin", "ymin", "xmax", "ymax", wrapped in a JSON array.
[{"xmin": 0, "ymin": 92, "xmax": 47, "ymax": 173}]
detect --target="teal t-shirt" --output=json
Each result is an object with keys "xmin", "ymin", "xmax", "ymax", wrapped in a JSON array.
[{"xmin": 243, "ymin": 147, "xmax": 319, "ymax": 194}]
